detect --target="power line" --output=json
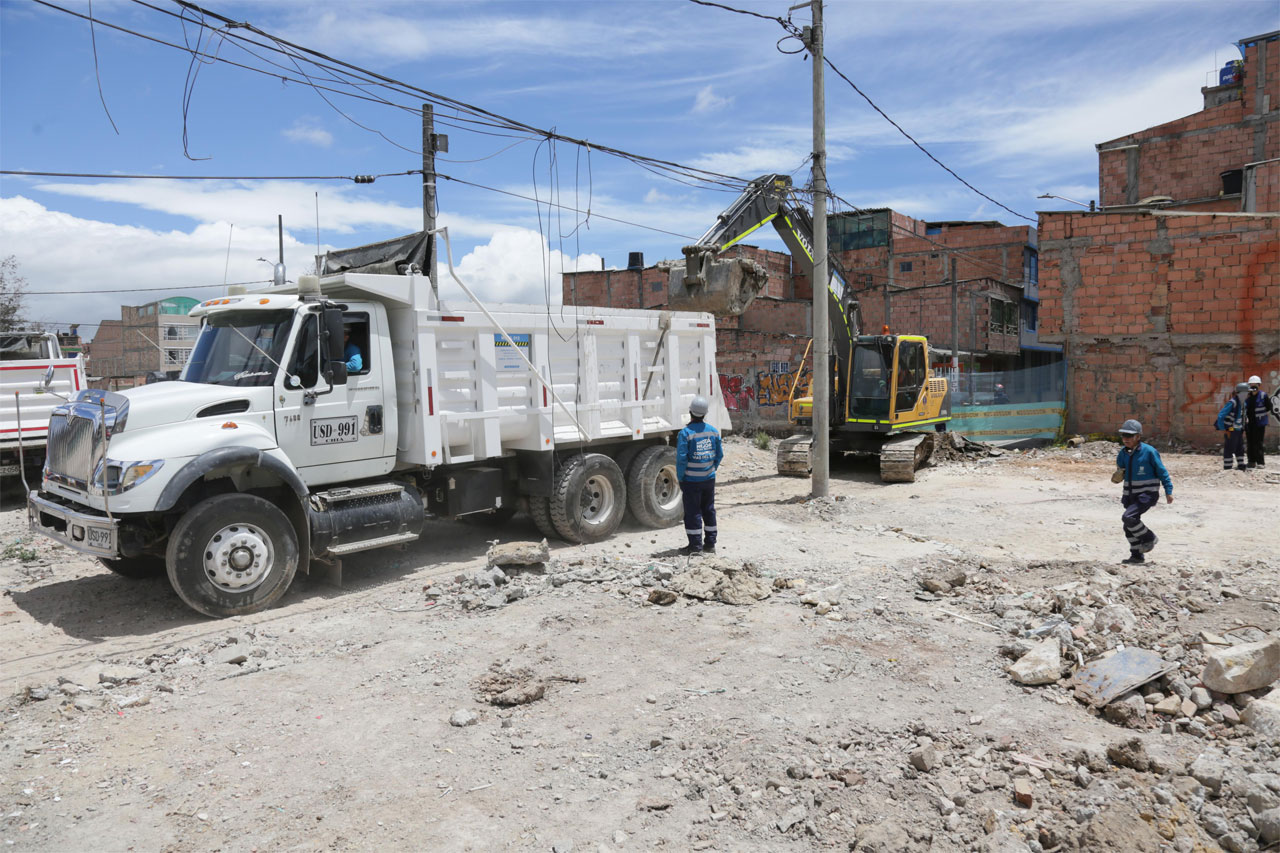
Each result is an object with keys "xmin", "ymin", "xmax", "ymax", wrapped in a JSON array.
[
  {"xmin": 2, "ymin": 169, "xmax": 417, "ymax": 182},
  {"xmin": 686, "ymin": 0, "xmax": 1035, "ymax": 224},
  {"xmin": 437, "ymin": 173, "xmax": 698, "ymax": 241}
]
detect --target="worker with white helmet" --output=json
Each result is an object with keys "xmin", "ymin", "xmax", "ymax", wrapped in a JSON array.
[
  {"xmin": 675, "ymin": 395, "xmax": 723, "ymax": 555},
  {"xmin": 1114, "ymin": 419, "xmax": 1173, "ymax": 565},
  {"xmin": 1244, "ymin": 375, "xmax": 1270, "ymax": 469}
]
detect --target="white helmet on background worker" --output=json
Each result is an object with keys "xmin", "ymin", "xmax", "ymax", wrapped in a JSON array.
[
  {"xmin": 689, "ymin": 395, "xmax": 710, "ymax": 417},
  {"xmin": 1118, "ymin": 419, "xmax": 1142, "ymax": 435},
  {"xmin": 1248, "ymin": 375, "xmax": 1261, "ymax": 386}
]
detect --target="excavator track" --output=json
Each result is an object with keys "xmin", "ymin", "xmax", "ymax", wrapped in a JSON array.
[
  {"xmin": 879, "ymin": 433, "xmax": 936, "ymax": 483},
  {"xmin": 776, "ymin": 434, "xmax": 814, "ymax": 477}
]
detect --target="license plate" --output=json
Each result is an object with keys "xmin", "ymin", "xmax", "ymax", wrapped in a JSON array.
[
  {"xmin": 0, "ymin": 463, "xmax": 18, "ymax": 476},
  {"xmin": 86, "ymin": 525, "xmax": 114, "ymax": 550},
  {"xmin": 311, "ymin": 416, "xmax": 359, "ymax": 446}
]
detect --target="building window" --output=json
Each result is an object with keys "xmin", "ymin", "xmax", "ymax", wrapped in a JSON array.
[
  {"xmin": 990, "ymin": 299, "xmax": 1018, "ymax": 335},
  {"xmin": 1022, "ymin": 302, "xmax": 1038, "ymax": 331},
  {"xmin": 898, "ymin": 261, "xmax": 913, "ymax": 273}
]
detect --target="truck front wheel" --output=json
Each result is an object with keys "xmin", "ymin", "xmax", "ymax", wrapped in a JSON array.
[{"xmin": 166, "ymin": 493, "xmax": 299, "ymax": 618}]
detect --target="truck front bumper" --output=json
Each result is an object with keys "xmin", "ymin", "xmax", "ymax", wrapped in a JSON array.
[{"xmin": 27, "ymin": 491, "xmax": 120, "ymax": 559}]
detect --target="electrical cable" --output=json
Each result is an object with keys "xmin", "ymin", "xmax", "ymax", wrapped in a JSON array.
[
  {"xmin": 23, "ymin": 279, "xmax": 269, "ymax": 295},
  {"xmin": 1, "ymin": 169, "xmax": 417, "ymax": 181}
]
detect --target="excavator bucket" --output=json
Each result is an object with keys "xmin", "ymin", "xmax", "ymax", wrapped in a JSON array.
[{"xmin": 666, "ymin": 246, "xmax": 766, "ymax": 316}]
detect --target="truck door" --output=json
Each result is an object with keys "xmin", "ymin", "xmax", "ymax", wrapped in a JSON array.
[{"xmin": 274, "ymin": 307, "xmax": 392, "ymax": 484}]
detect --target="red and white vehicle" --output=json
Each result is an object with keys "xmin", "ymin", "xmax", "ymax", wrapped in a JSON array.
[{"xmin": 1, "ymin": 331, "xmax": 86, "ymax": 479}]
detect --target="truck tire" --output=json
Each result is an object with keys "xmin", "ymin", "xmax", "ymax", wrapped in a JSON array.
[
  {"xmin": 165, "ymin": 493, "xmax": 299, "ymax": 618},
  {"xmin": 98, "ymin": 555, "xmax": 166, "ymax": 580},
  {"xmin": 527, "ymin": 495, "xmax": 559, "ymax": 541},
  {"xmin": 626, "ymin": 445, "xmax": 682, "ymax": 528},
  {"xmin": 549, "ymin": 453, "xmax": 626, "ymax": 544}
]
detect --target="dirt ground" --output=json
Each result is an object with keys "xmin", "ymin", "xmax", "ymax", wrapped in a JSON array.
[{"xmin": 2, "ymin": 438, "xmax": 1279, "ymax": 852}]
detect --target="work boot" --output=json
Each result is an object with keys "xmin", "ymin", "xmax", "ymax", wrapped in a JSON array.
[
  {"xmin": 1139, "ymin": 534, "xmax": 1158, "ymax": 554},
  {"xmin": 1121, "ymin": 552, "xmax": 1145, "ymax": 565},
  {"xmin": 677, "ymin": 544, "xmax": 703, "ymax": 556},
  {"xmin": 703, "ymin": 542, "xmax": 717, "ymax": 554}
]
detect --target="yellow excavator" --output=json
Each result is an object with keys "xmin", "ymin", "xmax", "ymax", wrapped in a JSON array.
[{"xmin": 669, "ymin": 174, "xmax": 950, "ymax": 482}]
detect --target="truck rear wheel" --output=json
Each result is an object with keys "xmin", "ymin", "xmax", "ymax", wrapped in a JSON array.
[
  {"xmin": 527, "ymin": 496, "xmax": 559, "ymax": 540},
  {"xmin": 166, "ymin": 493, "xmax": 299, "ymax": 618},
  {"xmin": 98, "ymin": 555, "xmax": 166, "ymax": 580},
  {"xmin": 626, "ymin": 445, "xmax": 682, "ymax": 528},
  {"xmin": 549, "ymin": 453, "xmax": 626, "ymax": 544}
]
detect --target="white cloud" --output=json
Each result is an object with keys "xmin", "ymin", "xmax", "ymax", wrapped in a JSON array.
[
  {"xmin": 0, "ymin": 197, "xmax": 601, "ymax": 338},
  {"xmin": 437, "ymin": 228, "xmax": 602, "ymax": 307},
  {"xmin": 282, "ymin": 119, "xmax": 333, "ymax": 148},
  {"xmin": 692, "ymin": 85, "xmax": 732, "ymax": 115}
]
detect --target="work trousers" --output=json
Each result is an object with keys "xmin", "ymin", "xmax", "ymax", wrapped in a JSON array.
[
  {"xmin": 1121, "ymin": 493, "xmax": 1158, "ymax": 555},
  {"xmin": 680, "ymin": 479, "xmax": 717, "ymax": 550},
  {"xmin": 1223, "ymin": 430, "xmax": 1245, "ymax": 470},
  {"xmin": 1245, "ymin": 424, "xmax": 1266, "ymax": 468}
]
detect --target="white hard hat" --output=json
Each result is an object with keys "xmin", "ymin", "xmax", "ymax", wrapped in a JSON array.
[
  {"xmin": 1248, "ymin": 375, "xmax": 1261, "ymax": 384},
  {"xmin": 689, "ymin": 395, "xmax": 710, "ymax": 417}
]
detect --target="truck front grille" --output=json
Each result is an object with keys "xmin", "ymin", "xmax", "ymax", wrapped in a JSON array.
[{"xmin": 45, "ymin": 413, "xmax": 101, "ymax": 488}]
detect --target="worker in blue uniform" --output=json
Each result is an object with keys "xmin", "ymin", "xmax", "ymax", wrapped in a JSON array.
[
  {"xmin": 676, "ymin": 395, "xmax": 723, "ymax": 556},
  {"xmin": 1114, "ymin": 419, "xmax": 1173, "ymax": 565}
]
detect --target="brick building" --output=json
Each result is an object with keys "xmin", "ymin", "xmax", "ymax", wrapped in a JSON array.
[
  {"xmin": 87, "ymin": 296, "xmax": 201, "ymax": 389},
  {"xmin": 564, "ymin": 209, "xmax": 1051, "ymax": 428},
  {"xmin": 1038, "ymin": 30, "xmax": 1279, "ymax": 447}
]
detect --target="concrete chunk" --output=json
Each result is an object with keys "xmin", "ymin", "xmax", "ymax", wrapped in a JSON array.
[
  {"xmin": 1200, "ymin": 638, "xmax": 1280, "ymax": 694},
  {"xmin": 1008, "ymin": 639, "xmax": 1061, "ymax": 685},
  {"xmin": 486, "ymin": 540, "xmax": 550, "ymax": 568}
]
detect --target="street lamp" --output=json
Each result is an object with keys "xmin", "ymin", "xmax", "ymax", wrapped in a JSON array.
[{"xmin": 1037, "ymin": 193, "xmax": 1096, "ymax": 212}]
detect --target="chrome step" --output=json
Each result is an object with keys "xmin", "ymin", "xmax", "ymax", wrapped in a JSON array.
[
  {"xmin": 313, "ymin": 483, "xmax": 406, "ymax": 503},
  {"xmin": 326, "ymin": 531, "xmax": 420, "ymax": 556}
]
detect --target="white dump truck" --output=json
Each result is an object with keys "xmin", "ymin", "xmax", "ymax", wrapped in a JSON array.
[
  {"xmin": 2, "ymin": 330, "xmax": 87, "ymax": 479},
  {"xmin": 27, "ymin": 240, "xmax": 727, "ymax": 618}
]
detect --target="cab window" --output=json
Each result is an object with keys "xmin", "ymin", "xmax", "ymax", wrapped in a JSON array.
[
  {"xmin": 343, "ymin": 313, "xmax": 370, "ymax": 376},
  {"xmin": 895, "ymin": 341, "xmax": 926, "ymax": 411},
  {"xmin": 289, "ymin": 314, "xmax": 319, "ymax": 387}
]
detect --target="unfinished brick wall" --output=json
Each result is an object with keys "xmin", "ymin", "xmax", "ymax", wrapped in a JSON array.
[
  {"xmin": 716, "ymin": 330, "xmax": 813, "ymax": 429},
  {"xmin": 1038, "ymin": 211, "xmax": 1279, "ymax": 447},
  {"xmin": 858, "ymin": 278, "xmax": 1024, "ymax": 357},
  {"xmin": 1097, "ymin": 33, "xmax": 1278, "ymax": 207}
]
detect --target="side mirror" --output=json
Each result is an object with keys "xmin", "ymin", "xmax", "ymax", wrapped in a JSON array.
[
  {"xmin": 322, "ymin": 307, "xmax": 347, "ymax": 386},
  {"xmin": 42, "ymin": 365, "xmax": 55, "ymax": 390}
]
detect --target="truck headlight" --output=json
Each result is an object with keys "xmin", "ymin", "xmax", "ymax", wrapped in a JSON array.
[{"xmin": 93, "ymin": 459, "xmax": 164, "ymax": 494}]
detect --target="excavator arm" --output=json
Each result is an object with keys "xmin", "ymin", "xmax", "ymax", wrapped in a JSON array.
[{"xmin": 669, "ymin": 173, "xmax": 859, "ymax": 412}]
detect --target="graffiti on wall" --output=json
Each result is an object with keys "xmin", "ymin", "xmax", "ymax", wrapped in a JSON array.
[
  {"xmin": 719, "ymin": 374, "xmax": 755, "ymax": 412},
  {"xmin": 758, "ymin": 370, "xmax": 808, "ymax": 408}
]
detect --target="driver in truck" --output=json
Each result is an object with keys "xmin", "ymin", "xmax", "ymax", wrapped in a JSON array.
[{"xmin": 343, "ymin": 325, "xmax": 363, "ymax": 373}]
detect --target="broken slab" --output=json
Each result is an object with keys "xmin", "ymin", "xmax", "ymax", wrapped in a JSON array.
[
  {"xmin": 1241, "ymin": 699, "xmax": 1280, "ymax": 741},
  {"xmin": 670, "ymin": 559, "xmax": 770, "ymax": 606},
  {"xmin": 1200, "ymin": 638, "xmax": 1280, "ymax": 694},
  {"xmin": 1072, "ymin": 647, "xmax": 1177, "ymax": 708}
]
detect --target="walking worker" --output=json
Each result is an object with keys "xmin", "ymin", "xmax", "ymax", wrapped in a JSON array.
[
  {"xmin": 676, "ymin": 395, "xmax": 723, "ymax": 556},
  {"xmin": 1245, "ymin": 375, "xmax": 1270, "ymax": 469},
  {"xmin": 1216, "ymin": 383, "xmax": 1249, "ymax": 470},
  {"xmin": 1114, "ymin": 419, "xmax": 1173, "ymax": 565}
]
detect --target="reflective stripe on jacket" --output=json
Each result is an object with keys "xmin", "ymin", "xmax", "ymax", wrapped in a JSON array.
[
  {"xmin": 1116, "ymin": 442, "xmax": 1173, "ymax": 497},
  {"xmin": 677, "ymin": 421, "xmax": 723, "ymax": 482}
]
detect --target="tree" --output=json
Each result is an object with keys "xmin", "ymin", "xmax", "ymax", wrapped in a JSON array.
[{"xmin": 0, "ymin": 255, "xmax": 28, "ymax": 332}]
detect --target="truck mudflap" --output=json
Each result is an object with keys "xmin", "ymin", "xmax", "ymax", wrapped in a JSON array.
[{"xmin": 27, "ymin": 491, "xmax": 120, "ymax": 559}]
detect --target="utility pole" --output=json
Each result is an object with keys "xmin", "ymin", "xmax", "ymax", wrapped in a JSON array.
[
  {"xmin": 797, "ymin": 0, "xmax": 829, "ymax": 499},
  {"xmin": 423, "ymin": 104, "xmax": 445, "ymax": 303},
  {"xmin": 949, "ymin": 256, "xmax": 959, "ymax": 378}
]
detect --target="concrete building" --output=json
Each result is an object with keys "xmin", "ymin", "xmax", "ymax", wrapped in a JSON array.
[
  {"xmin": 1038, "ymin": 30, "xmax": 1279, "ymax": 447},
  {"xmin": 87, "ymin": 296, "xmax": 201, "ymax": 388}
]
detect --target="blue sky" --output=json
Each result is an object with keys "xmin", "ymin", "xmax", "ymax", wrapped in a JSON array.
[{"xmin": 1, "ymin": 0, "xmax": 1274, "ymax": 340}]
